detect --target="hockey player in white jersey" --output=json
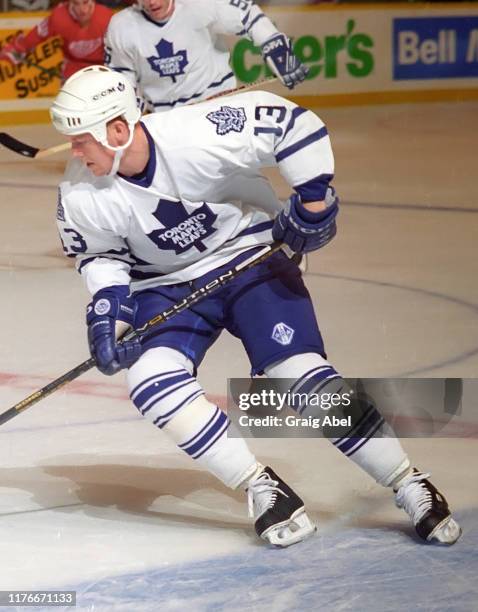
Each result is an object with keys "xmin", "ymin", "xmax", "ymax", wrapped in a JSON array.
[
  {"xmin": 51, "ymin": 66, "xmax": 461, "ymax": 547},
  {"xmin": 104, "ymin": 0, "xmax": 308, "ymax": 111}
]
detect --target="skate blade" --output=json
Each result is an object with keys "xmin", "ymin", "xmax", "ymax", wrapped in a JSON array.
[
  {"xmin": 427, "ymin": 517, "xmax": 462, "ymax": 545},
  {"xmin": 262, "ymin": 510, "xmax": 316, "ymax": 548}
]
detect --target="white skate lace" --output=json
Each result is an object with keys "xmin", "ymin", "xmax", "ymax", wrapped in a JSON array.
[
  {"xmin": 247, "ymin": 472, "xmax": 289, "ymax": 518},
  {"xmin": 395, "ymin": 471, "xmax": 433, "ymax": 525}
]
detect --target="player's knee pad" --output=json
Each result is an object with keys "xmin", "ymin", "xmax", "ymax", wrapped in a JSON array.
[{"xmin": 126, "ymin": 346, "xmax": 203, "ymax": 428}]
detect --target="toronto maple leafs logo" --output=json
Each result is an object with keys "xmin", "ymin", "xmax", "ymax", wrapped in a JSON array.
[
  {"xmin": 206, "ymin": 106, "xmax": 247, "ymax": 136},
  {"xmin": 147, "ymin": 198, "xmax": 218, "ymax": 255},
  {"xmin": 147, "ymin": 39, "xmax": 188, "ymax": 83}
]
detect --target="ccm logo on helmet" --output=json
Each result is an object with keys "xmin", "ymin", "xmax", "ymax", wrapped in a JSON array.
[{"xmin": 92, "ymin": 82, "xmax": 126, "ymax": 101}]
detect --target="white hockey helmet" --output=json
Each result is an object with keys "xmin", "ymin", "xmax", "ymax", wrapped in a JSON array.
[{"xmin": 50, "ymin": 65, "xmax": 141, "ymax": 151}]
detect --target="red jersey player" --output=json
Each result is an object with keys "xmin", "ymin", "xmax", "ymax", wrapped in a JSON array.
[{"xmin": 0, "ymin": 0, "xmax": 112, "ymax": 81}]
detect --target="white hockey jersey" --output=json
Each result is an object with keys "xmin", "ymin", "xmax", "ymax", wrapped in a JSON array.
[
  {"xmin": 104, "ymin": 0, "xmax": 278, "ymax": 111},
  {"xmin": 57, "ymin": 91, "xmax": 334, "ymax": 295}
]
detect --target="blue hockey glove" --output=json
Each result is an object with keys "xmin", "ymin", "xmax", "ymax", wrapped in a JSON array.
[
  {"xmin": 261, "ymin": 33, "xmax": 309, "ymax": 89},
  {"xmin": 86, "ymin": 285, "xmax": 141, "ymax": 376},
  {"xmin": 272, "ymin": 190, "xmax": 339, "ymax": 254}
]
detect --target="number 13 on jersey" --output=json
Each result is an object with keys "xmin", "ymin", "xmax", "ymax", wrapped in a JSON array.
[{"xmin": 254, "ymin": 105, "xmax": 286, "ymax": 137}]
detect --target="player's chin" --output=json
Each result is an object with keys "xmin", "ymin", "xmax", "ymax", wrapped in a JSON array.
[
  {"xmin": 149, "ymin": 7, "xmax": 169, "ymax": 20},
  {"xmin": 71, "ymin": 12, "xmax": 88, "ymax": 26},
  {"xmin": 86, "ymin": 162, "xmax": 107, "ymax": 176}
]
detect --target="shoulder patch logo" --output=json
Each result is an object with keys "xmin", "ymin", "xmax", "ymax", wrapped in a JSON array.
[
  {"xmin": 206, "ymin": 106, "xmax": 247, "ymax": 136},
  {"xmin": 271, "ymin": 322, "xmax": 295, "ymax": 346},
  {"xmin": 147, "ymin": 39, "xmax": 188, "ymax": 82}
]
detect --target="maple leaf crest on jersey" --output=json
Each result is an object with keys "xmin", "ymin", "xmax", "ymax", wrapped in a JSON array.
[
  {"xmin": 206, "ymin": 106, "xmax": 247, "ymax": 136},
  {"xmin": 146, "ymin": 198, "xmax": 218, "ymax": 255},
  {"xmin": 147, "ymin": 39, "xmax": 188, "ymax": 82}
]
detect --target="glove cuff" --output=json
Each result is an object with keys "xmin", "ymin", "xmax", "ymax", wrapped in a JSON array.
[
  {"xmin": 88, "ymin": 285, "xmax": 135, "ymax": 326},
  {"xmin": 291, "ymin": 193, "xmax": 337, "ymax": 225},
  {"xmin": 93, "ymin": 284, "xmax": 130, "ymax": 300},
  {"xmin": 261, "ymin": 32, "xmax": 290, "ymax": 56}
]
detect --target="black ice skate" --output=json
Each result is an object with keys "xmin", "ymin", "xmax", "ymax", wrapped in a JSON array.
[
  {"xmin": 394, "ymin": 469, "xmax": 462, "ymax": 545},
  {"xmin": 247, "ymin": 466, "xmax": 316, "ymax": 547}
]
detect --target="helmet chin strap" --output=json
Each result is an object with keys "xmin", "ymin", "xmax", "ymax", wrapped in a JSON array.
[
  {"xmin": 104, "ymin": 120, "xmax": 136, "ymax": 176},
  {"xmin": 108, "ymin": 149, "xmax": 124, "ymax": 176}
]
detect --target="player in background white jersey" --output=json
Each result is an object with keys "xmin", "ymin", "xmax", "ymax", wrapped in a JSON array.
[
  {"xmin": 50, "ymin": 66, "xmax": 461, "ymax": 547},
  {"xmin": 104, "ymin": 0, "xmax": 308, "ymax": 111}
]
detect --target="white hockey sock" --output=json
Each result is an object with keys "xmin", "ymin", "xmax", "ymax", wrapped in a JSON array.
[
  {"xmin": 238, "ymin": 462, "xmax": 266, "ymax": 491},
  {"xmin": 333, "ymin": 431, "xmax": 411, "ymax": 487},
  {"xmin": 164, "ymin": 395, "xmax": 258, "ymax": 489},
  {"xmin": 128, "ymin": 347, "xmax": 257, "ymax": 489},
  {"xmin": 266, "ymin": 352, "xmax": 411, "ymax": 487}
]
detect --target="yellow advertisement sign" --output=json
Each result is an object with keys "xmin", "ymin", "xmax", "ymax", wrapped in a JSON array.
[
  {"xmin": 0, "ymin": 27, "xmax": 62, "ymax": 102},
  {"xmin": 0, "ymin": 30, "xmax": 63, "ymax": 100},
  {"xmin": 0, "ymin": 13, "xmax": 64, "ymax": 123}
]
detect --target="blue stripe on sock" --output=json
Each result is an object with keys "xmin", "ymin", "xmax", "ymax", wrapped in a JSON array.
[
  {"xmin": 293, "ymin": 368, "xmax": 338, "ymax": 397},
  {"xmin": 153, "ymin": 390, "xmax": 204, "ymax": 428},
  {"xmin": 289, "ymin": 367, "xmax": 326, "ymax": 394},
  {"xmin": 298, "ymin": 375, "xmax": 343, "ymax": 415},
  {"xmin": 133, "ymin": 371, "xmax": 191, "ymax": 410},
  {"xmin": 141, "ymin": 379, "xmax": 196, "ymax": 416},
  {"xmin": 194, "ymin": 420, "xmax": 230, "ymax": 459},
  {"xmin": 343, "ymin": 418, "xmax": 386, "ymax": 457},
  {"xmin": 179, "ymin": 407, "xmax": 220, "ymax": 450},
  {"xmin": 333, "ymin": 406, "xmax": 377, "ymax": 450},
  {"xmin": 181, "ymin": 410, "xmax": 228, "ymax": 458},
  {"xmin": 130, "ymin": 370, "xmax": 185, "ymax": 400}
]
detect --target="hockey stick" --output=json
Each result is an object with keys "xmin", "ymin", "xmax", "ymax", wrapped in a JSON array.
[
  {"xmin": 24, "ymin": 59, "xmax": 59, "ymax": 79},
  {"xmin": 0, "ymin": 76, "xmax": 278, "ymax": 160},
  {"xmin": 202, "ymin": 75, "xmax": 277, "ymax": 102},
  {"xmin": 0, "ymin": 55, "xmax": 54, "ymax": 78},
  {"xmin": 0, "ymin": 241, "xmax": 283, "ymax": 426},
  {"xmin": 0, "ymin": 133, "xmax": 70, "ymax": 159}
]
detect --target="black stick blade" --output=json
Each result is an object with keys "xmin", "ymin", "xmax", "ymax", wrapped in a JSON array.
[
  {"xmin": 0, "ymin": 133, "xmax": 40, "ymax": 158},
  {"xmin": 0, "ymin": 407, "xmax": 22, "ymax": 426}
]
